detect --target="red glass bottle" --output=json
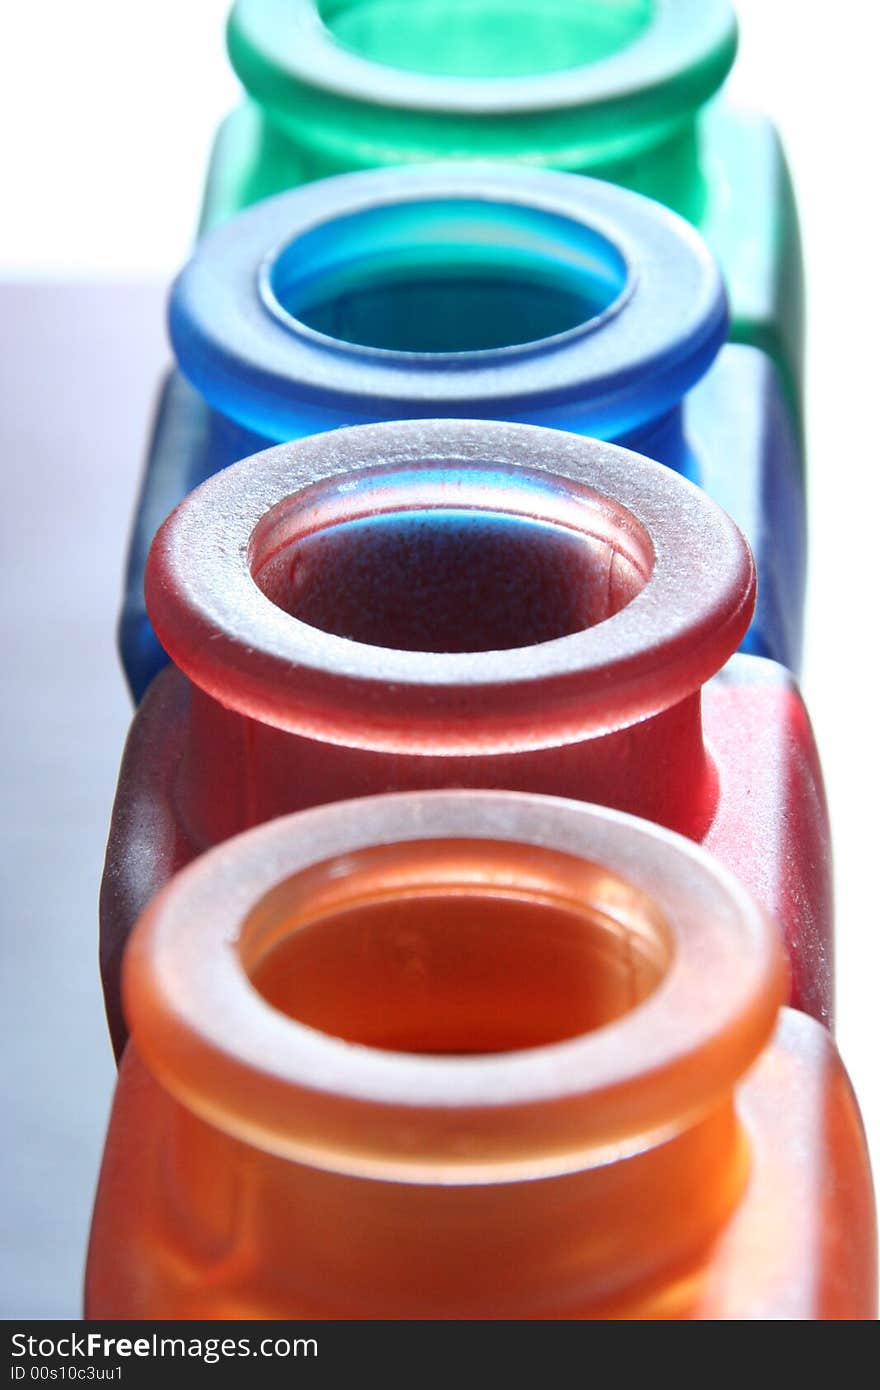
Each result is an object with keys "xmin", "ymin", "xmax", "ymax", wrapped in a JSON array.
[
  {"xmin": 100, "ymin": 419, "xmax": 832, "ymax": 1055},
  {"xmin": 87, "ymin": 792, "xmax": 876, "ymax": 1319}
]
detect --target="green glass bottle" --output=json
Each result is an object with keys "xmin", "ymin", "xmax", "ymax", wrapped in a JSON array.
[{"xmin": 203, "ymin": 1, "xmax": 802, "ymax": 416}]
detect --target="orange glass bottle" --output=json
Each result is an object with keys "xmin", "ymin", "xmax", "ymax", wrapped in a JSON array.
[{"xmin": 86, "ymin": 792, "xmax": 876, "ymax": 1320}]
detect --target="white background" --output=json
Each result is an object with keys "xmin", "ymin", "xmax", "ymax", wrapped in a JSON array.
[{"xmin": 1, "ymin": 0, "xmax": 877, "ymax": 1313}]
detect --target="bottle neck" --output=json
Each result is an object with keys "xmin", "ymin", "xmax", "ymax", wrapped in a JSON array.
[
  {"xmin": 613, "ymin": 402, "xmax": 689, "ymax": 471},
  {"xmin": 177, "ymin": 684, "xmax": 715, "ymax": 850},
  {"xmin": 595, "ymin": 120, "xmax": 707, "ymax": 226},
  {"xmin": 258, "ymin": 92, "xmax": 700, "ymax": 192},
  {"xmin": 156, "ymin": 1058, "xmax": 745, "ymax": 1318}
]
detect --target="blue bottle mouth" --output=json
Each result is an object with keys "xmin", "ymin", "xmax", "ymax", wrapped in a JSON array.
[
  {"xmin": 170, "ymin": 164, "xmax": 728, "ymax": 440},
  {"xmin": 264, "ymin": 197, "xmax": 629, "ymax": 356}
]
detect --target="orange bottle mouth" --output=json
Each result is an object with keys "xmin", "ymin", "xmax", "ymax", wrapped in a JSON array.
[
  {"xmin": 242, "ymin": 837, "xmax": 674, "ymax": 1053},
  {"xmin": 124, "ymin": 789, "xmax": 784, "ymax": 1183}
]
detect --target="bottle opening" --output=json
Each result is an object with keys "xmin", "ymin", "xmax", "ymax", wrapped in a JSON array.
[
  {"xmin": 267, "ymin": 198, "xmax": 628, "ymax": 354},
  {"xmin": 239, "ymin": 839, "xmax": 673, "ymax": 1054},
  {"xmin": 250, "ymin": 466, "xmax": 651, "ymax": 653},
  {"xmin": 152, "ymin": 421, "xmax": 748, "ymax": 753},
  {"xmin": 129, "ymin": 792, "xmax": 783, "ymax": 1174},
  {"xmin": 317, "ymin": 0, "xmax": 654, "ymax": 79}
]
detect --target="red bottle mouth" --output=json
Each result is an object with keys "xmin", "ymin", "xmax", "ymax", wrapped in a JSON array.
[{"xmin": 146, "ymin": 418, "xmax": 755, "ymax": 753}]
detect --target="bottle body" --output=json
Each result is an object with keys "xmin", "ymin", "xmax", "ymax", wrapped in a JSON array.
[
  {"xmin": 84, "ymin": 1012, "xmax": 874, "ymax": 1320},
  {"xmin": 119, "ymin": 166, "xmax": 804, "ymax": 699},
  {"xmin": 88, "ymin": 793, "xmax": 873, "ymax": 1319}
]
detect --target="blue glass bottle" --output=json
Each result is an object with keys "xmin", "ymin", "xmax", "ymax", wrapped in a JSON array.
[{"xmin": 121, "ymin": 164, "xmax": 804, "ymax": 700}]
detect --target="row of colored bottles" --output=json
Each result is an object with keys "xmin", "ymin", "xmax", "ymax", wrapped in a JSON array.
[{"xmin": 87, "ymin": 1, "xmax": 876, "ymax": 1319}]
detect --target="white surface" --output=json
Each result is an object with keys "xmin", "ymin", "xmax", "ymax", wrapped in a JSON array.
[
  {"xmin": 1, "ymin": 0, "xmax": 877, "ymax": 1316},
  {"xmin": 0, "ymin": 1, "xmax": 236, "ymax": 277},
  {"xmin": 0, "ymin": 282, "xmax": 166, "ymax": 1317}
]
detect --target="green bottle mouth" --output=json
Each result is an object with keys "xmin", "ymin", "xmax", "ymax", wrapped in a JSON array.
[
  {"xmin": 315, "ymin": 0, "xmax": 654, "ymax": 80},
  {"xmin": 228, "ymin": 0, "xmax": 737, "ymax": 168}
]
